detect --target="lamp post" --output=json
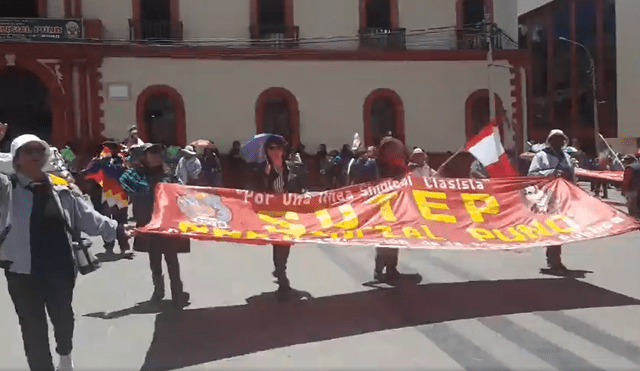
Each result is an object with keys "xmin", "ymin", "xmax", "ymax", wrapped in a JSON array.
[{"xmin": 558, "ymin": 37, "xmax": 601, "ymax": 155}]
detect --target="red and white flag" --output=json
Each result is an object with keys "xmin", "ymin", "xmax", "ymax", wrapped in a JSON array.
[{"xmin": 465, "ymin": 122, "xmax": 518, "ymax": 178}]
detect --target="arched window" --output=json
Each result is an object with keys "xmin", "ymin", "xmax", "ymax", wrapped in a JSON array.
[
  {"xmin": 462, "ymin": 0, "xmax": 486, "ymax": 26},
  {"xmin": 465, "ymin": 89, "xmax": 504, "ymax": 140},
  {"xmin": 136, "ymin": 85, "xmax": 187, "ymax": 146},
  {"xmin": 255, "ymin": 88, "xmax": 300, "ymax": 147},
  {"xmin": 363, "ymin": 88, "xmax": 405, "ymax": 146}
]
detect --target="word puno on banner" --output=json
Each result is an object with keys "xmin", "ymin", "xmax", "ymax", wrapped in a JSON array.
[{"xmin": 136, "ymin": 176, "xmax": 640, "ymax": 250}]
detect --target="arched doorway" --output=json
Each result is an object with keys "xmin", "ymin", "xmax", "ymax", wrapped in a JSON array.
[
  {"xmin": 136, "ymin": 85, "xmax": 187, "ymax": 146},
  {"xmin": 255, "ymin": 87, "xmax": 300, "ymax": 148},
  {"xmin": 465, "ymin": 89, "xmax": 504, "ymax": 140},
  {"xmin": 363, "ymin": 88, "xmax": 405, "ymax": 146},
  {"xmin": 0, "ymin": 67, "xmax": 52, "ymax": 152}
]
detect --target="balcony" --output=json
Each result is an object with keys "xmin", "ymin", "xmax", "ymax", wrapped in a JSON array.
[
  {"xmin": 249, "ymin": 24, "xmax": 299, "ymax": 48},
  {"xmin": 129, "ymin": 19, "xmax": 183, "ymax": 42},
  {"xmin": 455, "ymin": 24, "xmax": 518, "ymax": 51},
  {"xmin": 358, "ymin": 28, "xmax": 406, "ymax": 50}
]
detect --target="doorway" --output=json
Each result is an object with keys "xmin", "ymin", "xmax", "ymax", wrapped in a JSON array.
[
  {"xmin": 0, "ymin": 67, "xmax": 51, "ymax": 151},
  {"xmin": 143, "ymin": 95, "xmax": 176, "ymax": 146},
  {"xmin": 0, "ymin": 0, "xmax": 39, "ymax": 18}
]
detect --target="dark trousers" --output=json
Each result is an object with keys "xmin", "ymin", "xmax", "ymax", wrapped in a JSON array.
[
  {"xmin": 102, "ymin": 205, "xmax": 130, "ymax": 251},
  {"xmin": 5, "ymin": 272, "xmax": 75, "ymax": 371},
  {"xmin": 149, "ymin": 248, "xmax": 183, "ymax": 298},
  {"xmin": 375, "ymin": 247, "xmax": 399, "ymax": 273},
  {"xmin": 272, "ymin": 245, "xmax": 291, "ymax": 287},
  {"xmin": 546, "ymin": 245, "xmax": 563, "ymax": 267}
]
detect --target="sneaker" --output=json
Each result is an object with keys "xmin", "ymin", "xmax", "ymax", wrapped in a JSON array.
[
  {"xmin": 120, "ymin": 251, "xmax": 135, "ymax": 260},
  {"xmin": 56, "ymin": 354, "xmax": 73, "ymax": 371}
]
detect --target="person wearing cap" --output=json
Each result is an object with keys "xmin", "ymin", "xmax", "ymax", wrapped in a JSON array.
[
  {"xmin": 409, "ymin": 148, "xmax": 436, "ymax": 178},
  {"xmin": 123, "ymin": 126, "xmax": 144, "ymax": 149},
  {"xmin": 0, "ymin": 124, "xmax": 129, "ymax": 371},
  {"xmin": 622, "ymin": 153, "xmax": 640, "ymax": 218},
  {"xmin": 120, "ymin": 143, "xmax": 190, "ymax": 309},
  {"xmin": 252, "ymin": 136, "xmax": 302, "ymax": 298},
  {"xmin": 528, "ymin": 129, "xmax": 576, "ymax": 275},
  {"xmin": 175, "ymin": 145, "xmax": 202, "ymax": 186}
]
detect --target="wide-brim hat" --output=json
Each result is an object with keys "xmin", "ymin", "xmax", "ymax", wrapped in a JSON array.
[
  {"xmin": 546, "ymin": 129, "xmax": 569, "ymax": 146},
  {"xmin": 140, "ymin": 143, "xmax": 165, "ymax": 153},
  {"xmin": 181, "ymin": 145, "xmax": 197, "ymax": 156}
]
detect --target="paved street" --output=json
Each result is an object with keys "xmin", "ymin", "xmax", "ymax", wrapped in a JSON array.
[{"xmin": 1, "ymin": 185, "xmax": 640, "ymax": 371}]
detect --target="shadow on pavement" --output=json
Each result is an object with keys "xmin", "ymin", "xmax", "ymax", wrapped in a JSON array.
[
  {"xmin": 139, "ymin": 278, "xmax": 640, "ymax": 371},
  {"xmin": 85, "ymin": 300, "xmax": 173, "ymax": 320}
]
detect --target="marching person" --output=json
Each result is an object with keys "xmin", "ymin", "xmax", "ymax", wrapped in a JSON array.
[
  {"xmin": 120, "ymin": 143, "xmax": 190, "ymax": 309},
  {"xmin": 253, "ymin": 136, "xmax": 302, "ymax": 298},
  {"xmin": 528, "ymin": 129, "xmax": 577, "ymax": 275},
  {"xmin": 175, "ymin": 145, "xmax": 202, "ymax": 186},
  {"xmin": 409, "ymin": 148, "xmax": 436, "ymax": 178},
  {"xmin": 123, "ymin": 125, "xmax": 144, "ymax": 149},
  {"xmin": 622, "ymin": 153, "xmax": 640, "ymax": 218},
  {"xmin": 0, "ymin": 124, "xmax": 129, "ymax": 371}
]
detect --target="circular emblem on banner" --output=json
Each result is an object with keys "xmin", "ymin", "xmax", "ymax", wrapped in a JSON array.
[{"xmin": 177, "ymin": 192, "xmax": 233, "ymax": 229}]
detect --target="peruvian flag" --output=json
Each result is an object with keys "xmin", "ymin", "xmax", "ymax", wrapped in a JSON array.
[{"xmin": 466, "ymin": 122, "xmax": 518, "ymax": 178}]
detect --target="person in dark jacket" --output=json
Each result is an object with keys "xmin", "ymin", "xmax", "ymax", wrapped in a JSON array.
[
  {"xmin": 120, "ymin": 143, "xmax": 190, "ymax": 309},
  {"xmin": 252, "ymin": 136, "xmax": 301, "ymax": 297},
  {"xmin": 0, "ymin": 126, "xmax": 127, "ymax": 371}
]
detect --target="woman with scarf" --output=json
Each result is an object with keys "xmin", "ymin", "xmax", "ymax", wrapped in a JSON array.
[{"xmin": 120, "ymin": 143, "xmax": 190, "ymax": 309}]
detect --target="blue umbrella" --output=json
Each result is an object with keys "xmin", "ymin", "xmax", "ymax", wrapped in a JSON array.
[{"xmin": 240, "ymin": 133, "xmax": 286, "ymax": 164}]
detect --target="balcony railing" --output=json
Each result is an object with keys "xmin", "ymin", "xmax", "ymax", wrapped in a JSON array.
[
  {"xmin": 455, "ymin": 23, "xmax": 518, "ymax": 51},
  {"xmin": 249, "ymin": 24, "xmax": 299, "ymax": 48},
  {"xmin": 358, "ymin": 27, "xmax": 406, "ymax": 50},
  {"xmin": 129, "ymin": 19, "xmax": 183, "ymax": 41}
]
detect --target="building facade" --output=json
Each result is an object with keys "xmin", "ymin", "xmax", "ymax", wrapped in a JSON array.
[
  {"xmin": 0, "ymin": 0, "xmax": 527, "ymax": 162},
  {"xmin": 518, "ymin": 0, "xmax": 619, "ymax": 154}
]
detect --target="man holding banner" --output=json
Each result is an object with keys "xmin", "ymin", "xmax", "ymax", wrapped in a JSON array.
[{"xmin": 528, "ymin": 129, "xmax": 576, "ymax": 274}]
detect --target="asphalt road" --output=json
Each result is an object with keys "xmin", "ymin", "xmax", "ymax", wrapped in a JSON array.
[{"xmin": 1, "ymin": 184, "xmax": 639, "ymax": 371}]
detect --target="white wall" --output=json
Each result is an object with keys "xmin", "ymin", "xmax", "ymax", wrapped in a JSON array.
[
  {"xmin": 493, "ymin": 0, "xmax": 518, "ymax": 43},
  {"xmin": 100, "ymin": 58, "xmax": 513, "ymax": 152},
  {"xmin": 616, "ymin": 1, "xmax": 640, "ymax": 138},
  {"xmin": 47, "ymin": 0, "xmax": 64, "ymax": 18},
  {"xmin": 181, "ymin": 0, "xmax": 250, "ymax": 40},
  {"xmin": 82, "ymin": 0, "xmax": 131, "ymax": 40}
]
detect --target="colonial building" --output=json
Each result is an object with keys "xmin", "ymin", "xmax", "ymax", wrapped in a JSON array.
[
  {"xmin": 0, "ymin": 0, "xmax": 527, "ymax": 163},
  {"xmin": 518, "ymin": 0, "xmax": 623, "ymax": 155}
]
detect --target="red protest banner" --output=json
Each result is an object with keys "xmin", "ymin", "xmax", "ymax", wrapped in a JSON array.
[
  {"xmin": 137, "ymin": 176, "xmax": 639, "ymax": 250},
  {"xmin": 575, "ymin": 169, "xmax": 624, "ymax": 183}
]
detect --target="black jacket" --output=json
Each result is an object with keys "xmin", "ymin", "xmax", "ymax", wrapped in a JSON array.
[{"xmin": 253, "ymin": 163, "xmax": 302, "ymax": 194}]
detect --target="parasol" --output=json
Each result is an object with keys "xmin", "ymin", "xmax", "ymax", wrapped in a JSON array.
[
  {"xmin": 240, "ymin": 133, "xmax": 286, "ymax": 164},
  {"xmin": 190, "ymin": 140, "xmax": 215, "ymax": 149}
]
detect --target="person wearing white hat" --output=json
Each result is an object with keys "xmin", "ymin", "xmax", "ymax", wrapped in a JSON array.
[
  {"xmin": 175, "ymin": 145, "xmax": 201, "ymax": 185},
  {"xmin": 528, "ymin": 129, "xmax": 576, "ymax": 275},
  {"xmin": 0, "ymin": 124, "xmax": 129, "ymax": 371},
  {"xmin": 409, "ymin": 148, "xmax": 436, "ymax": 178}
]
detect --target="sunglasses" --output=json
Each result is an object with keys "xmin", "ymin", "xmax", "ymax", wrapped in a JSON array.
[{"xmin": 21, "ymin": 147, "xmax": 46, "ymax": 156}]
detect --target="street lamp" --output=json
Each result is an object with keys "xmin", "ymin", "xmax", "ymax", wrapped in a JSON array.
[{"xmin": 558, "ymin": 37, "xmax": 602, "ymax": 155}]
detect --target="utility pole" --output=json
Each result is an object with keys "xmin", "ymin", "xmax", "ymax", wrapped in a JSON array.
[{"xmin": 559, "ymin": 37, "xmax": 602, "ymax": 156}]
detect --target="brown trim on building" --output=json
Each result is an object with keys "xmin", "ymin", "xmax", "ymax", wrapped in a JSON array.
[
  {"xmin": 456, "ymin": 0, "xmax": 494, "ymax": 27},
  {"xmin": 37, "ymin": 0, "xmax": 48, "ymax": 17},
  {"xmin": 359, "ymin": 0, "xmax": 400, "ymax": 29},
  {"xmin": 136, "ymin": 84, "xmax": 187, "ymax": 147},
  {"xmin": 363, "ymin": 88, "xmax": 405, "ymax": 146},
  {"xmin": 74, "ymin": 0, "xmax": 82, "ymax": 18},
  {"xmin": 78, "ymin": 62, "xmax": 90, "ymax": 148},
  {"xmin": 570, "ymin": 0, "xmax": 578, "ymax": 140},
  {"xmin": 88, "ymin": 56, "xmax": 105, "ymax": 142},
  {"xmin": 61, "ymin": 61, "xmax": 75, "ymax": 142},
  {"xmin": 64, "ymin": 0, "xmax": 72, "ymax": 17},
  {"xmin": 255, "ymin": 87, "xmax": 301, "ymax": 148}
]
